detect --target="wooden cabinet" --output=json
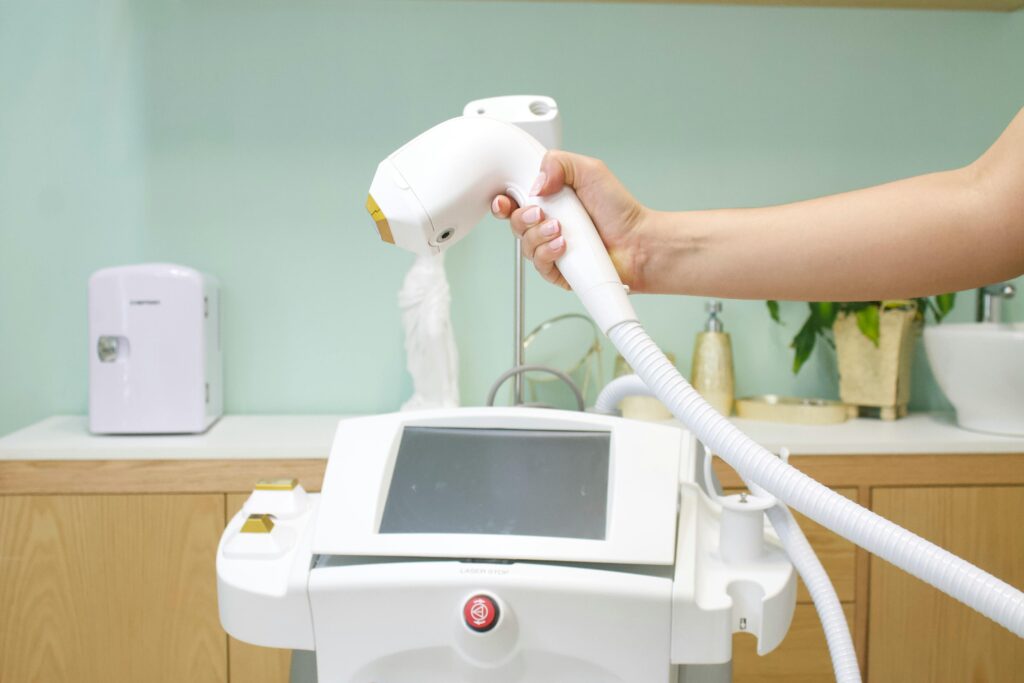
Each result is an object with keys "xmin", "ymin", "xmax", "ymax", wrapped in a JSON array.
[
  {"xmin": 1, "ymin": 453, "xmax": 1022, "ymax": 681},
  {"xmin": 868, "ymin": 486, "xmax": 1024, "ymax": 682},
  {"xmin": 0, "ymin": 494, "xmax": 227, "ymax": 683},
  {"xmin": 225, "ymin": 493, "xmax": 293, "ymax": 683}
]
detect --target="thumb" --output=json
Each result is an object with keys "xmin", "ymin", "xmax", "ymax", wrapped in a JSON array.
[{"xmin": 532, "ymin": 150, "xmax": 594, "ymax": 197}]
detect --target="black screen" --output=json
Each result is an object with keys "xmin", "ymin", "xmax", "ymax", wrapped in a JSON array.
[{"xmin": 379, "ymin": 427, "xmax": 610, "ymax": 540}]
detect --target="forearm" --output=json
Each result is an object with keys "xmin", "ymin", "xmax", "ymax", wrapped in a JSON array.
[{"xmin": 639, "ymin": 109, "xmax": 1024, "ymax": 301}]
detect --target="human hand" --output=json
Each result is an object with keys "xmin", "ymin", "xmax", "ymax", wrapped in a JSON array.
[{"xmin": 491, "ymin": 150, "xmax": 649, "ymax": 291}]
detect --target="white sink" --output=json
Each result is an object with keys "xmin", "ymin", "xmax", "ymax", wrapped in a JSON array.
[{"xmin": 924, "ymin": 323, "xmax": 1024, "ymax": 436}]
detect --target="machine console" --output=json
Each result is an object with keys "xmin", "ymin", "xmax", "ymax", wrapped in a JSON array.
[{"xmin": 311, "ymin": 408, "xmax": 688, "ymax": 565}]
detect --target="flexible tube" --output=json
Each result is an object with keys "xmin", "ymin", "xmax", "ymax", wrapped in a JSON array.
[
  {"xmin": 485, "ymin": 364, "xmax": 585, "ymax": 411},
  {"xmin": 607, "ymin": 320, "xmax": 1024, "ymax": 638},
  {"xmin": 764, "ymin": 504, "xmax": 861, "ymax": 682},
  {"xmin": 593, "ymin": 374, "xmax": 650, "ymax": 414},
  {"xmin": 602, "ymin": 375, "xmax": 861, "ymax": 681}
]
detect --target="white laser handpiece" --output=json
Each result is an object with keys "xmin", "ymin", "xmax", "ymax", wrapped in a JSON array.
[
  {"xmin": 366, "ymin": 116, "xmax": 1024, "ymax": 642},
  {"xmin": 367, "ymin": 116, "xmax": 637, "ymax": 334}
]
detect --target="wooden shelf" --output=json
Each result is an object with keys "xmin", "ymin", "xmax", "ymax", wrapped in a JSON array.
[{"xmin": 596, "ymin": 1, "xmax": 1023, "ymax": 11}]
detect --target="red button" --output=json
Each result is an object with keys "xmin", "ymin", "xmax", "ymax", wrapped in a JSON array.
[{"xmin": 463, "ymin": 594, "xmax": 499, "ymax": 633}]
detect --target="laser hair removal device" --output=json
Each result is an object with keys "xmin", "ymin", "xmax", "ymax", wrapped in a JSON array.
[
  {"xmin": 364, "ymin": 116, "xmax": 1024, "ymax": 663},
  {"xmin": 217, "ymin": 115, "xmax": 1023, "ymax": 683}
]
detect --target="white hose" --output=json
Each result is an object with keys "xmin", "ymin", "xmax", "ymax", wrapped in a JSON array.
[
  {"xmin": 593, "ymin": 373, "xmax": 650, "ymax": 414},
  {"xmin": 607, "ymin": 320, "xmax": 1024, "ymax": 638},
  {"xmin": 764, "ymin": 503, "xmax": 861, "ymax": 682},
  {"xmin": 606, "ymin": 376, "xmax": 862, "ymax": 681}
]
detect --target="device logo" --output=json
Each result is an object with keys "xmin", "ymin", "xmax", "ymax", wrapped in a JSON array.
[{"xmin": 463, "ymin": 594, "xmax": 499, "ymax": 633}]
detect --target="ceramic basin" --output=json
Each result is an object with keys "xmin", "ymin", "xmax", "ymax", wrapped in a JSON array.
[{"xmin": 924, "ymin": 323, "xmax": 1024, "ymax": 436}]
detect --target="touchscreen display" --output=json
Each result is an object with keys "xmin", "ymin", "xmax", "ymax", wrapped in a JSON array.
[{"xmin": 379, "ymin": 427, "xmax": 610, "ymax": 540}]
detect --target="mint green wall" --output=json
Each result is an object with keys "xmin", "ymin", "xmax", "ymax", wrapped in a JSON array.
[
  {"xmin": 1, "ymin": 1, "xmax": 1022, "ymax": 435},
  {"xmin": 0, "ymin": 0, "xmax": 144, "ymax": 436}
]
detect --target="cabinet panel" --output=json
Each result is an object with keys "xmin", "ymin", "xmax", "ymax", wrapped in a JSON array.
[
  {"xmin": 733, "ymin": 602, "xmax": 855, "ymax": 682},
  {"xmin": 869, "ymin": 486, "xmax": 1024, "ymax": 682},
  {"xmin": 728, "ymin": 487, "xmax": 857, "ymax": 603},
  {"xmin": 226, "ymin": 493, "xmax": 294, "ymax": 683},
  {"xmin": 0, "ymin": 494, "xmax": 226, "ymax": 683}
]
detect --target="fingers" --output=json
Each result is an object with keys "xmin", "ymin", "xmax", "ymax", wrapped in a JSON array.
[
  {"xmin": 522, "ymin": 217, "xmax": 561, "ymax": 258},
  {"xmin": 530, "ymin": 150, "xmax": 604, "ymax": 197},
  {"xmin": 490, "ymin": 180, "xmax": 572, "ymax": 291},
  {"xmin": 532, "ymin": 235, "xmax": 569, "ymax": 289},
  {"xmin": 508, "ymin": 204, "xmax": 544, "ymax": 238},
  {"xmin": 490, "ymin": 194, "xmax": 518, "ymax": 219}
]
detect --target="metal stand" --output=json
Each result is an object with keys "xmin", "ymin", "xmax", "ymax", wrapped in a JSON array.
[{"xmin": 513, "ymin": 241, "xmax": 525, "ymax": 405}]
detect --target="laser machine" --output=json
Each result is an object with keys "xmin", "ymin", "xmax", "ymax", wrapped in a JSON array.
[{"xmin": 218, "ymin": 111, "xmax": 1024, "ymax": 682}]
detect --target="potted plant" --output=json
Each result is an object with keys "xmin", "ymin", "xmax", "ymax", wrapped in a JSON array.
[{"xmin": 767, "ymin": 295, "xmax": 955, "ymax": 420}]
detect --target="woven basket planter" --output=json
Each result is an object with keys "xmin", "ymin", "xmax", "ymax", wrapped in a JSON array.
[{"xmin": 834, "ymin": 307, "xmax": 920, "ymax": 420}]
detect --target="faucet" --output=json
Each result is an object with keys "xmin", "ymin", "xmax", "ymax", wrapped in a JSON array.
[{"xmin": 976, "ymin": 282, "xmax": 1016, "ymax": 322}]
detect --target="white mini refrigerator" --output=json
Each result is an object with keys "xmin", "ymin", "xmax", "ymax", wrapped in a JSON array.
[{"xmin": 89, "ymin": 263, "xmax": 223, "ymax": 434}]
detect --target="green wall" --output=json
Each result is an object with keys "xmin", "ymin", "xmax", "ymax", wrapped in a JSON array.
[
  {"xmin": 1, "ymin": 1, "xmax": 1022, "ymax": 435},
  {"xmin": 0, "ymin": 0, "xmax": 145, "ymax": 436}
]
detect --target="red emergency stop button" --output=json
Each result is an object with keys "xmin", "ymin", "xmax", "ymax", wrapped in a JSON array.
[{"xmin": 463, "ymin": 594, "xmax": 500, "ymax": 633}]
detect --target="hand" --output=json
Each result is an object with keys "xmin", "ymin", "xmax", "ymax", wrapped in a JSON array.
[{"xmin": 491, "ymin": 150, "xmax": 649, "ymax": 291}]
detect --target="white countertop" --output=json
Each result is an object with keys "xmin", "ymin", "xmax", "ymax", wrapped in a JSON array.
[
  {"xmin": 0, "ymin": 415, "xmax": 347, "ymax": 461},
  {"xmin": 1, "ymin": 413, "xmax": 1022, "ymax": 461},
  {"xmin": 711, "ymin": 413, "xmax": 1024, "ymax": 455}
]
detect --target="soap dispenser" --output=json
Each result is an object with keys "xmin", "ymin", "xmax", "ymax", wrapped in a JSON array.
[{"xmin": 691, "ymin": 300, "xmax": 735, "ymax": 416}]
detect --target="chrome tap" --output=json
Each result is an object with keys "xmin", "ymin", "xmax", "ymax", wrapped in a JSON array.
[{"xmin": 976, "ymin": 282, "xmax": 1016, "ymax": 323}]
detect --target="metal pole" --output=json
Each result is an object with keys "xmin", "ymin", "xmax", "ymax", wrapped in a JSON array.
[{"xmin": 513, "ymin": 239, "xmax": 525, "ymax": 404}]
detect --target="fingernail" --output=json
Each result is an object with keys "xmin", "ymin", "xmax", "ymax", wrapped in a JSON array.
[
  {"xmin": 529, "ymin": 172, "xmax": 547, "ymax": 196},
  {"xmin": 540, "ymin": 220, "xmax": 560, "ymax": 237},
  {"xmin": 550, "ymin": 236, "xmax": 565, "ymax": 251},
  {"xmin": 491, "ymin": 196, "xmax": 502, "ymax": 215},
  {"xmin": 522, "ymin": 206, "xmax": 542, "ymax": 224}
]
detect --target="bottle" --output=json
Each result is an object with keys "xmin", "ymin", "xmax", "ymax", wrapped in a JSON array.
[{"xmin": 691, "ymin": 301, "xmax": 735, "ymax": 416}]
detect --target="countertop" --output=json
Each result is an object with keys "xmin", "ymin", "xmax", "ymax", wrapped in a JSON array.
[
  {"xmin": 0, "ymin": 415, "xmax": 345, "ymax": 461},
  {"xmin": 1, "ymin": 413, "xmax": 1023, "ymax": 461}
]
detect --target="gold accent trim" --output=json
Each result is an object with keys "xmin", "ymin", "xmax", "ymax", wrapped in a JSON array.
[
  {"xmin": 366, "ymin": 194, "xmax": 394, "ymax": 244},
  {"xmin": 241, "ymin": 513, "xmax": 275, "ymax": 534},
  {"xmin": 255, "ymin": 478, "xmax": 299, "ymax": 491}
]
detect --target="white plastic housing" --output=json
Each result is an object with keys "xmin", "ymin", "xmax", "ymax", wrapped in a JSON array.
[
  {"xmin": 217, "ymin": 494, "xmax": 318, "ymax": 650},
  {"xmin": 672, "ymin": 481, "xmax": 796, "ymax": 664},
  {"xmin": 243, "ymin": 484, "xmax": 309, "ymax": 521},
  {"xmin": 308, "ymin": 559, "xmax": 673, "ymax": 683},
  {"xmin": 216, "ymin": 410, "xmax": 796, "ymax": 680},
  {"xmin": 88, "ymin": 263, "xmax": 222, "ymax": 434},
  {"xmin": 312, "ymin": 408, "xmax": 683, "ymax": 566},
  {"xmin": 462, "ymin": 95, "xmax": 562, "ymax": 149},
  {"xmin": 367, "ymin": 116, "xmax": 637, "ymax": 333}
]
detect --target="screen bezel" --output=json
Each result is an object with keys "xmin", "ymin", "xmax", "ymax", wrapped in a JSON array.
[{"xmin": 311, "ymin": 408, "xmax": 684, "ymax": 566}]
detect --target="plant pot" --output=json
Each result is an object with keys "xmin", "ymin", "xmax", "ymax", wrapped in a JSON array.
[{"xmin": 833, "ymin": 307, "xmax": 920, "ymax": 420}]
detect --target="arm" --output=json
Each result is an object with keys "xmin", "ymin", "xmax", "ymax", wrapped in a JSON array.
[
  {"xmin": 495, "ymin": 107, "xmax": 1024, "ymax": 301},
  {"xmin": 645, "ymin": 106, "xmax": 1024, "ymax": 300}
]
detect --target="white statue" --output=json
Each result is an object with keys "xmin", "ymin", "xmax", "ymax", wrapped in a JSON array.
[{"xmin": 398, "ymin": 253, "xmax": 460, "ymax": 410}]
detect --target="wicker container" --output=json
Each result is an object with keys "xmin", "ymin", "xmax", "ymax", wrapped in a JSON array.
[{"xmin": 833, "ymin": 307, "xmax": 920, "ymax": 420}]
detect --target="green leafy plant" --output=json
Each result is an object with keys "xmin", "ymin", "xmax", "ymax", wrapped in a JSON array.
[{"xmin": 767, "ymin": 295, "xmax": 956, "ymax": 374}]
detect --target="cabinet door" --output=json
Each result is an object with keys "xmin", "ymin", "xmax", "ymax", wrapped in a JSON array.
[
  {"xmin": 226, "ymin": 493, "xmax": 294, "ymax": 683},
  {"xmin": 0, "ymin": 494, "xmax": 227, "ymax": 683},
  {"xmin": 869, "ymin": 486, "xmax": 1024, "ymax": 682}
]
